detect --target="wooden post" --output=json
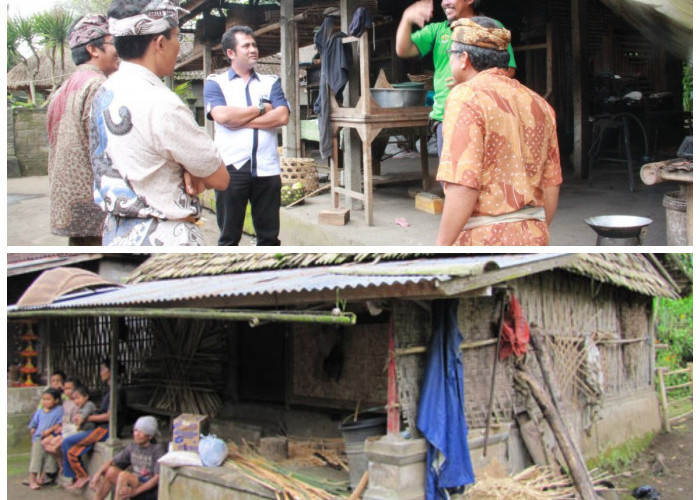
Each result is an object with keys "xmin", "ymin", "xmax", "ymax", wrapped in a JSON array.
[
  {"xmin": 203, "ymin": 43, "xmax": 214, "ymax": 139},
  {"xmin": 571, "ymin": 0, "xmax": 586, "ymax": 178},
  {"xmin": 386, "ymin": 312, "xmax": 400, "ymax": 434},
  {"xmin": 657, "ymin": 366, "xmax": 670, "ymax": 433},
  {"xmin": 341, "ymin": 0, "xmax": 362, "ymax": 210},
  {"xmin": 280, "ymin": 0, "xmax": 300, "ymax": 157},
  {"xmin": 108, "ymin": 316, "xmax": 120, "ymax": 444}
]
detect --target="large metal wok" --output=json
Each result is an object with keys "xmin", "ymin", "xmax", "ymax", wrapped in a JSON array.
[{"xmin": 370, "ymin": 88, "xmax": 427, "ymax": 108}]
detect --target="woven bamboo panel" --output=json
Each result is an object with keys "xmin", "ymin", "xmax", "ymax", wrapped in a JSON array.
[
  {"xmin": 393, "ymin": 301, "xmax": 430, "ymax": 434},
  {"xmin": 291, "ymin": 323, "xmax": 387, "ymax": 408},
  {"xmin": 280, "ymin": 157, "xmax": 319, "ymax": 193},
  {"xmin": 460, "ymin": 297, "xmax": 515, "ymax": 428},
  {"xmin": 49, "ymin": 316, "xmax": 150, "ymax": 392}
]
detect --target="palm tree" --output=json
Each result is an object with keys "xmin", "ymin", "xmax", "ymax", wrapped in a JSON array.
[
  {"xmin": 8, "ymin": 15, "xmax": 42, "ymax": 105},
  {"xmin": 35, "ymin": 8, "xmax": 78, "ymax": 95},
  {"xmin": 7, "ymin": 16, "xmax": 21, "ymax": 71}
]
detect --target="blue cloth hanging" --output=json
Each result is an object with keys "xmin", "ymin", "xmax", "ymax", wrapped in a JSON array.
[{"xmin": 417, "ymin": 299, "xmax": 475, "ymax": 500}]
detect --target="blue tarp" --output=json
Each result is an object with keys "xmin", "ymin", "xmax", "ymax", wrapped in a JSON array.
[{"xmin": 417, "ymin": 300, "xmax": 475, "ymax": 500}]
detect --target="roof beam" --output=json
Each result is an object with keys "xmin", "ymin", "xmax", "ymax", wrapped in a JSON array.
[{"xmin": 435, "ymin": 254, "xmax": 578, "ymax": 295}]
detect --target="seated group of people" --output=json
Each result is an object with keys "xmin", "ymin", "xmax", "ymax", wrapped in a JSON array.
[{"xmin": 27, "ymin": 363, "xmax": 165, "ymax": 499}]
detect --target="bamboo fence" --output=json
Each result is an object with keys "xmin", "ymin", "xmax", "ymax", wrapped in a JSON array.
[{"xmin": 656, "ymin": 363, "xmax": 693, "ymax": 432}]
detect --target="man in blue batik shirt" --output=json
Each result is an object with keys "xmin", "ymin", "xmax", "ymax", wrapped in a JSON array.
[{"xmin": 203, "ymin": 25, "xmax": 290, "ymax": 246}]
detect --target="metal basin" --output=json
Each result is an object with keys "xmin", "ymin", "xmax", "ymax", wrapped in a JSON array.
[
  {"xmin": 584, "ymin": 215, "xmax": 653, "ymax": 238},
  {"xmin": 584, "ymin": 215, "xmax": 652, "ymax": 245},
  {"xmin": 370, "ymin": 88, "xmax": 427, "ymax": 108}
]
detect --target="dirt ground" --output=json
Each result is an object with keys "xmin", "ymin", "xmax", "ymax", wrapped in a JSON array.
[
  {"xmin": 6, "ymin": 417, "xmax": 693, "ymax": 499},
  {"xmin": 609, "ymin": 416, "xmax": 693, "ymax": 500}
]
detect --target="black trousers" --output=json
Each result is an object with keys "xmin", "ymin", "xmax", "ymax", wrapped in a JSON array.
[{"xmin": 216, "ymin": 161, "xmax": 281, "ymax": 246}]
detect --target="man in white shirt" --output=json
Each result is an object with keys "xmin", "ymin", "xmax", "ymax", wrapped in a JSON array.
[{"xmin": 204, "ymin": 25, "xmax": 290, "ymax": 246}]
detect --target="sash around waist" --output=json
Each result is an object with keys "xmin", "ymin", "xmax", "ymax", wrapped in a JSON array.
[{"xmin": 462, "ymin": 206, "xmax": 546, "ymax": 231}]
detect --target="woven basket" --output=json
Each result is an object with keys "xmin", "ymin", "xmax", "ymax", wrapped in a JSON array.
[{"xmin": 280, "ymin": 157, "xmax": 319, "ymax": 194}]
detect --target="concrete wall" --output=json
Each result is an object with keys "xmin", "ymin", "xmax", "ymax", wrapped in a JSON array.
[
  {"xmin": 7, "ymin": 109, "xmax": 22, "ymax": 177},
  {"xmin": 9, "ymin": 108, "xmax": 49, "ymax": 177},
  {"xmin": 7, "ymin": 387, "xmax": 44, "ymax": 456},
  {"xmin": 581, "ymin": 388, "xmax": 662, "ymax": 457},
  {"xmin": 158, "ymin": 464, "xmax": 275, "ymax": 500}
]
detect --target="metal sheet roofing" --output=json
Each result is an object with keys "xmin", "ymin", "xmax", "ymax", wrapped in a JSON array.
[{"xmin": 9, "ymin": 254, "xmax": 568, "ymax": 311}]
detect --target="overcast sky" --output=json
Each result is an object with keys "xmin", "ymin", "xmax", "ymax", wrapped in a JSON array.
[{"xmin": 6, "ymin": 0, "xmax": 62, "ymax": 18}]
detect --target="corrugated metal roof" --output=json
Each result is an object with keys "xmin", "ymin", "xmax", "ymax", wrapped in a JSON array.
[{"xmin": 9, "ymin": 254, "xmax": 565, "ymax": 311}]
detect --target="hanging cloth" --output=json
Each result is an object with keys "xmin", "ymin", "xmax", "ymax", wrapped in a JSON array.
[
  {"xmin": 499, "ymin": 295, "xmax": 530, "ymax": 360},
  {"xmin": 417, "ymin": 300, "xmax": 475, "ymax": 500},
  {"xmin": 348, "ymin": 7, "xmax": 373, "ymax": 38},
  {"xmin": 313, "ymin": 16, "xmax": 352, "ymax": 159}
]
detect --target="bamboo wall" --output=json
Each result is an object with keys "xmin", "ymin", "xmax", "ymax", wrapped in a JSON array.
[
  {"xmin": 290, "ymin": 321, "xmax": 388, "ymax": 410},
  {"xmin": 395, "ymin": 270, "xmax": 653, "ymax": 431}
]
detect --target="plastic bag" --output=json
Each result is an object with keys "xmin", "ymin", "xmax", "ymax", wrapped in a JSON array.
[
  {"xmin": 158, "ymin": 450, "xmax": 203, "ymax": 468},
  {"xmin": 198, "ymin": 434, "xmax": 228, "ymax": 467}
]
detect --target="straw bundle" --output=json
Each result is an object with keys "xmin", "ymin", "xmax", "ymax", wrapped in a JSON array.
[
  {"xmin": 225, "ymin": 442, "xmax": 348, "ymax": 500},
  {"xmin": 459, "ymin": 466, "xmax": 613, "ymax": 500},
  {"xmin": 286, "ymin": 437, "xmax": 348, "ymax": 471}
]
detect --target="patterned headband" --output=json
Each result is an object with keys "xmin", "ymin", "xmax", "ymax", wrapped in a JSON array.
[
  {"xmin": 68, "ymin": 15, "xmax": 109, "ymax": 49},
  {"xmin": 109, "ymin": 0, "xmax": 189, "ymax": 37},
  {"xmin": 450, "ymin": 18, "xmax": 510, "ymax": 51}
]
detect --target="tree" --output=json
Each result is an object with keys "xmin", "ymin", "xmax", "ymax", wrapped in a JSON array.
[
  {"xmin": 34, "ymin": 8, "xmax": 78, "ymax": 95},
  {"xmin": 8, "ymin": 15, "xmax": 42, "ymax": 105},
  {"xmin": 7, "ymin": 16, "xmax": 21, "ymax": 71}
]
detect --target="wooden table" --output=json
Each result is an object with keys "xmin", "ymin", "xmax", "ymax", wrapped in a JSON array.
[{"xmin": 329, "ymin": 33, "xmax": 431, "ymax": 226}]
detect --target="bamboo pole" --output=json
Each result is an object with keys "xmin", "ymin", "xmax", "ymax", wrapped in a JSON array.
[
  {"xmin": 656, "ymin": 367, "xmax": 671, "ymax": 433},
  {"xmin": 394, "ymin": 338, "xmax": 497, "ymax": 356},
  {"xmin": 483, "ymin": 292, "xmax": 508, "ymax": 457},
  {"xmin": 8, "ymin": 307, "xmax": 357, "ymax": 325},
  {"xmin": 515, "ymin": 370, "xmax": 599, "ymax": 500}
]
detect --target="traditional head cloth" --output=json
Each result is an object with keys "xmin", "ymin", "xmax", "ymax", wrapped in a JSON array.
[
  {"xmin": 134, "ymin": 416, "xmax": 159, "ymax": 437},
  {"xmin": 109, "ymin": 0, "xmax": 189, "ymax": 37},
  {"xmin": 68, "ymin": 15, "xmax": 110, "ymax": 49},
  {"xmin": 450, "ymin": 18, "xmax": 511, "ymax": 51}
]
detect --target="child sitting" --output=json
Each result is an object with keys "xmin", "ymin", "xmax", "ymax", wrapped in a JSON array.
[
  {"xmin": 27, "ymin": 388, "xmax": 64, "ymax": 490},
  {"xmin": 71, "ymin": 385, "xmax": 98, "ymax": 432},
  {"xmin": 41, "ymin": 378, "xmax": 81, "ymax": 475}
]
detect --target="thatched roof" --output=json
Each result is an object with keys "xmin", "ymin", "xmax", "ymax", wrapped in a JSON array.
[
  {"xmin": 564, "ymin": 253, "xmax": 686, "ymax": 298},
  {"xmin": 7, "ymin": 51, "xmax": 76, "ymax": 91},
  {"xmin": 127, "ymin": 253, "xmax": 685, "ymax": 298},
  {"xmin": 599, "ymin": 0, "xmax": 692, "ymax": 61},
  {"xmin": 128, "ymin": 253, "xmax": 430, "ymax": 283}
]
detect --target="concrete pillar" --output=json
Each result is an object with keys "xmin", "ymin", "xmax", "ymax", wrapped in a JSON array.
[{"xmin": 364, "ymin": 435, "xmax": 427, "ymax": 500}]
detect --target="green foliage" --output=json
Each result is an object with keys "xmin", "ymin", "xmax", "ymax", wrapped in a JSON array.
[
  {"xmin": 586, "ymin": 432, "xmax": 655, "ymax": 473},
  {"xmin": 174, "ymin": 81, "xmax": 196, "ymax": 103},
  {"xmin": 682, "ymin": 63, "xmax": 692, "ymax": 112},
  {"xmin": 34, "ymin": 8, "xmax": 77, "ymax": 71},
  {"xmin": 656, "ymin": 294, "xmax": 693, "ymax": 365}
]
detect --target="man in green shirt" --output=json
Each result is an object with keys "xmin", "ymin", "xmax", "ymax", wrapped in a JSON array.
[{"xmin": 396, "ymin": 0, "xmax": 516, "ymax": 157}]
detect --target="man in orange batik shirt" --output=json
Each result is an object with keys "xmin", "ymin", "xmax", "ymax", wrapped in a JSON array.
[{"xmin": 435, "ymin": 17, "xmax": 562, "ymax": 246}]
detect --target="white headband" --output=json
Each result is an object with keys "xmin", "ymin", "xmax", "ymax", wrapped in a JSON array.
[{"xmin": 109, "ymin": 0, "xmax": 188, "ymax": 37}]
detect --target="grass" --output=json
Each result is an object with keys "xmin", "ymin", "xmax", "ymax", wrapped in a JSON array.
[
  {"xmin": 8, "ymin": 454, "xmax": 30, "ymax": 477},
  {"xmin": 586, "ymin": 432, "xmax": 656, "ymax": 474},
  {"xmin": 667, "ymin": 398, "xmax": 693, "ymax": 421}
]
